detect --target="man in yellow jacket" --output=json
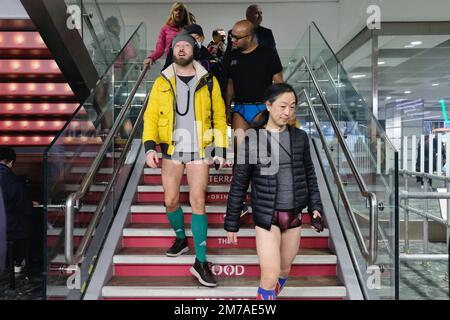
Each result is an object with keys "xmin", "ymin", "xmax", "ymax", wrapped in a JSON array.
[{"xmin": 143, "ymin": 33, "xmax": 227, "ymax": 287}]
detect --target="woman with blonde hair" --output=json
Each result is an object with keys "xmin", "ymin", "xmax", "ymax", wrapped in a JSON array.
[{"xmin": 144, "ymin": 2, "xmax": 191, "ymax": 66}]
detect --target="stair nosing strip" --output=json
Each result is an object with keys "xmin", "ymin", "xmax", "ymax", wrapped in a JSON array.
[
  {"xmin": 122, "ymin": 228, "xmax": 329, "ymax": 237},
  {"xmin": 144, "ymin": 168, "xmax": 233, "ymax": 175},
  {"xmin": 130, "ymin": 204, "xmax": 229, "ymax": 213},
  {"xmin": 101, "ymin": 286, "xmax": 347, "ymax": 298},
  {"xmin": 138, "ymin": 185, "xmax": 248, "ymax": 192},
  {"xmin": 112, "ymin": 254, "xmax": 337, "ymax": 265}
]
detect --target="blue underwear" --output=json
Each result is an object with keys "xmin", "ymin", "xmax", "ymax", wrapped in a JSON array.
[{"xmin": 233, "ymin": 103, "xmax": 266, "ymax": 124}]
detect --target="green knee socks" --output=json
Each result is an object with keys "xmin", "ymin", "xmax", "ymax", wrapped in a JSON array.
[
  {"xmin": 167, "ymin": 207, "xmax": 186, "ymax": 239},
  {"xmin": 191, "ymin": 213, "xmax": 208, "ymax": 263}
]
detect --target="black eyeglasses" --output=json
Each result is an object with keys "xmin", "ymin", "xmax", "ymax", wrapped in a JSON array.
[{"xmin": 230, "ymin": 33, "xmax": 251, "ymax": 41}]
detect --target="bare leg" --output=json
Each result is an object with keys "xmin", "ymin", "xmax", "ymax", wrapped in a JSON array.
[
  {"xmin": 186, "ymin": 160, "xmax": 210, "ymax": 214},
  {"xmin": 255, "ymin": 225, "xmax": 281, "ymax": 290},
  {"xmin": 161, "ymin": 158, "xmax": 185, "ymax": 212},
  {"xmin": 280, "ymin": 227, "xmax": 301, "ymax": 278}
]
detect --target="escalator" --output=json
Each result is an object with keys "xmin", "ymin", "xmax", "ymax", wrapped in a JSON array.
[
  {"xmin": 285, "ymin": 22, "xmax": 399, "ymax": 299},
  {"xmin": 43, "ymin": 21, "xmax": 151, "ymax": 299},
  {"xmin": 42, "ymin": 20, "xmax": 399, "ymax": 300}
]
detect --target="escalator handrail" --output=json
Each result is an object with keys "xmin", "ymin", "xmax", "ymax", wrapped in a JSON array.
[
  {"xmin": 64, "ymin": 64, "xmax": 150, "ymax": 265},
  {"xmin": 299, "ymin": 56, "xmax": 378, "ymax": 264}
]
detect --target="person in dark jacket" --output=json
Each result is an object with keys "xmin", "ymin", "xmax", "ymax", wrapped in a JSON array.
[
  {"xmin": 225, "ymin": 4, "xmax": 277, "ymax": 57},
  {"xmin": 0, "ymin": 187, "xmax": 6, "ymax": 273},
  {"xmin": 224, "ymin": 84, "xmax": 324, "ymax": 300},
  {"xmin": 0, "ymin": 147, "xmax": 33, "ymax": 272}
]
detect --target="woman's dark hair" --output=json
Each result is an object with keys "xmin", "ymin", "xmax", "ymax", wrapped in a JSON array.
[
  {"xmin": 251, "ymin": 83, "xmax": 298, "ymax": 129},
  {"xmin": 263, "ymin": 83, "xmax": 298, "ymax": 105}
]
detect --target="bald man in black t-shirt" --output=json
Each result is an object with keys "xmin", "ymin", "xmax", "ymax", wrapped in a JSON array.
[
  {"xmin": 223, "ymin": 20, "xmax": 283, "ymax": 217},
  {"xmin": 223, "ymin": 20, "xmax": 283, "ymax": 137}
]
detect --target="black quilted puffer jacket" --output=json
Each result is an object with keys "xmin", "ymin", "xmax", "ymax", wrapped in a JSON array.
[{"xmin": 224, "ymin": 125, "xmax": 323, "ymax": 232}]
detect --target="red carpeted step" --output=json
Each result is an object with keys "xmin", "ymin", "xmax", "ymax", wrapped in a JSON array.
[
  {"xmin": 113, "ymin": 247, "xmax": 337, "ymax": 277},
  {"xmin": 101, "ymin": 276, "xmax": 346, "ymax": 300},
  {"xmin": 121, "ymin": 224, "xmax": 329, "ymax": 249},
  {"xmin": 129, "ymin": 204, "xmax": 312, "ymax": 225}
]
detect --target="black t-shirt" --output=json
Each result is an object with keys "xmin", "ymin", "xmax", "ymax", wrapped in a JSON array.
[
  {"xmin": 223, "ymin": 45, "xmax": 282, "ymax": 103},
  {"xmin": 178, "ymin": 75, "xmax": 195, "ymax": 84}
]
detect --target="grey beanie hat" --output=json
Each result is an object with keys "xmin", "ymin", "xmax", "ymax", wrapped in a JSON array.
[{"xmin": 171, "ymin": 33, "xmax": 196, "ymax": 49}]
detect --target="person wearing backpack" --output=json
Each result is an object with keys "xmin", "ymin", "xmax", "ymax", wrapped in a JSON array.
[{"xmin": 142, "ymin": 34, "xmax": 227, "ymax": 287}]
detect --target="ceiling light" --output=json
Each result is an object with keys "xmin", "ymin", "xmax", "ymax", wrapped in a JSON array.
[
  {"xmin": 386, "ymin": 96, "xmax": 392, "ymax": 100},
  {"xmin": 378, "ymin": 61, "xmax": 386, "ymax": 65},
  {"xmin": 404, "ymin": 45, "xmax": 415, "ymax": 48},
  {"xmin": 352, "ymin": 74, "xmax": 366, "ymax": 79},
  {"xmin": 432, "ymin": 83, "xmax": 440, "ymax": 87},
  {"xmin": 404, "ymin": 90, "xmax": 412, "ymax": 94},
  {"xmin": 410, "ymin": 41, "xmax": 422, "ymax": 45}
]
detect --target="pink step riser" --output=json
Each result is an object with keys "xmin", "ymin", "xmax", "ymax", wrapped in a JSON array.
[
  {"xmin": 114, "ymin": 264, "xmax": 336, "ymax": 277},
  {"xmin": 122, "ymin": 236, "xmax": 328, "ymax": 249}
]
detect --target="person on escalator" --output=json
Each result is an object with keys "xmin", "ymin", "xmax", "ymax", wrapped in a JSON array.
[
  {"xmin": 224, "ymin": 84, "xmax": 325, "ymax": 300},
  {"xmin": 223, "ymin": 19, "xmax": 283, "ymax": 218},
  {"xmin": 144, "ymin": 2, "xmax": 192, "ymax": 69},
  {"xmin": 142, "ymin": 34, "xmax": 227, "ymax": 287},
  {"xmin": 92, "ymin": 16, "xmax": 122, "ymax": 77},
  {"xmin": 224, "ymin": 4, "xmax": 277, "ymax": 57},
  {"xmin": 163, "ymin": 24, "xmax": 215, "ymax": 72}
]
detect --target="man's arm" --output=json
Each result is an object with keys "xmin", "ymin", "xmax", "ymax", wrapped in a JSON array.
[
  {"xmin": 273, "ymin": 72, "xmax": 284, "ymax": 84},
  {"xmin": 225, "ymin": 79, "xmax": 234, "ymax": 126}
]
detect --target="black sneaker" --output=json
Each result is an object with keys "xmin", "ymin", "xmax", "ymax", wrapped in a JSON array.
[
  {"xmin": 166, "ymin": 238, "xmax": 189, "ymax": 257},
  {"xmin": 190, "ymin": 258, "xmax": 217, "ymax": 287}
]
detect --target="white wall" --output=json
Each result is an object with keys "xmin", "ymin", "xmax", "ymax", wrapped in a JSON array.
[
  {"xmin": 1, "ymin": 0, "xmax": 29, "ymax": 18},
  {"xmin": 4, "ymin": 0, "xmax": 450, "ymax": 60},
  {"xmin": 116, "ymin": 1, "xmax": 340, "ymax": 62}
]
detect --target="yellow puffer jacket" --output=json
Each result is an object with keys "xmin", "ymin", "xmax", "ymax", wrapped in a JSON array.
[{"xmin": 142, "ymin": 60, "xmax": 228, "ymax": 158}]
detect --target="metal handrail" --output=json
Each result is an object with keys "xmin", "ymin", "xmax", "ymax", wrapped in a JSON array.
[
  {"xmin": 298, "ymin": 55, "xmax": 379, "ymax": 264},
  {"xmin": 400, "ymin": 169, "xmax": 450, "ymax": 182},
  {"xmin": 65, "ymin": 64, "xmax": 150, "ymax": 264},
  {"xmin": 315, "ymin": 51, "xmax": 397, "ymax": 153}
]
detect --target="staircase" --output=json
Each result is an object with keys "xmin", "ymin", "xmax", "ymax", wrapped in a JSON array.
[
  {"xmin": 0, "ymin": 19, "xmax": 80, "ymax": 147},
  {"xmin": 96, "ymin": 153, "xmax": 347, "ymax": 300}
]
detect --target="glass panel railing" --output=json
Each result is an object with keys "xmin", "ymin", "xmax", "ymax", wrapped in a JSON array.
[
  {"xmin": 64, "ymin": 0, "xmax": 145, "ymax": 77},
  {"xmin": 287, "ymin": 23, "xmax": 399, "ymax": 300},
  {"xmin": 43, "ymin": 23, "xmax": 149, "ymax": 300}
]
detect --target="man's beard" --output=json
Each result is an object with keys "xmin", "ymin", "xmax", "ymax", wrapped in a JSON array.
[{"xmin": 173, "ymin": 54, "xmax": 194, "ymax": 66}]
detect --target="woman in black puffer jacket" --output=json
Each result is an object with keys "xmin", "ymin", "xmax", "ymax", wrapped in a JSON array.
[{"xmin": 224, "ymin": 83, "xmax": 324, "ymax": 300}]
